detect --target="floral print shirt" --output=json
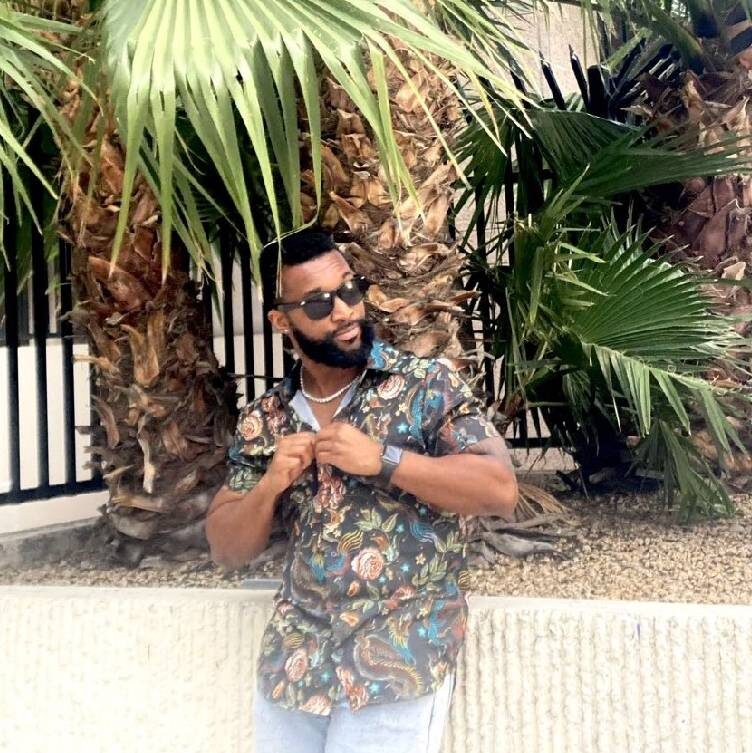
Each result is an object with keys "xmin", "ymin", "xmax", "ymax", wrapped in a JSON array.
[{"xmin": 226, "ymin": 339, "xmax": 501, "ymax": 715}]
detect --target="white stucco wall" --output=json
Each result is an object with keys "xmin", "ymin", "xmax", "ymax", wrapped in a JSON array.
[{"xmin": 1, "ymin": 588, "xmax": 750, "ymax": 753}]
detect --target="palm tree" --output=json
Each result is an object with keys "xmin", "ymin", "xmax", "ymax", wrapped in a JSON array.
[
  {"xmin": 3, "ymin": 0, "xmax": 530, "ymax": 563},
  {"xmin": 548, "ymin": 0, "xmax": 752, "ymax": 484}
]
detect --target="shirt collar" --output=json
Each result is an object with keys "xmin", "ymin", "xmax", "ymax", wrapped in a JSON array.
[{"xmin": 275, "ymin": 338, "xmax": 404, "ymax": 406}]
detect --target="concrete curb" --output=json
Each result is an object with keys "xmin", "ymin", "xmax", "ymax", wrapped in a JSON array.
[{"xmin": 1, "ymin": 586, "xmax": 751, "ymax": 753}]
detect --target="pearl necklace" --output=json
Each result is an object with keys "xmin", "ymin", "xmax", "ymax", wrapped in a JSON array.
[{"xmin": 301, "ymin": 369, "xmax": 364, "ymax": 404}]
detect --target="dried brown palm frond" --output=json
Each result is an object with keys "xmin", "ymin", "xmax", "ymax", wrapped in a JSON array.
[{"xmin": 302, "ymin": 38, "xmax": 469, "ymax": 361}]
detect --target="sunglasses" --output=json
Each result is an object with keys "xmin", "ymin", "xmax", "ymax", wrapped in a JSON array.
[{"xmin": 275, "ymin": 275, "xmax": 371, "ymax": 321}]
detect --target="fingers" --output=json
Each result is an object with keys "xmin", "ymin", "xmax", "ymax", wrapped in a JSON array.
[
  {"xmin": 314, "ymin": 449, "xmax": 335, "ymax": 466},
  {"xmin": 277, "ymin": 433, "xmax": 315, "ymax": 459},
  {"xmin": 281, "ymin": 444, "xmax": 314, "ymax": 467},
  {"xmin": 275, "ymin": 454, "xmax": 310, "ymax": 483},
  {"xmin": 313, "ymin": 439, "xmax": 338, "ymax": 463},
  {"xmin": 273, "ymin": 434, "xmax": 315, "ymax": 479},
  {"xmin": 316, "ymin": 422, "xmax": 349, "ymax": 441}
]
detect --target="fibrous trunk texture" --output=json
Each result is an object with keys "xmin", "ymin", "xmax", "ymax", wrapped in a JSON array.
[
  {"xmin": 302, "ymin": 39, "xmax": 472, "ymax": 362},
  {"xmin": 60, "ymin": 84, "xmax": 237, "ymax": 565}
]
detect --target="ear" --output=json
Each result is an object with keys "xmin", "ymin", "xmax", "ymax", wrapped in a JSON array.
[{"xmin": 268, "ymin": 309, "xmax": 290, "ymax": 335}]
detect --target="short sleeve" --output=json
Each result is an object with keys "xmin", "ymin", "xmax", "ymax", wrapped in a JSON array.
[
  {"xmin": 225, "ymin": 404, "xmax": 272, "ymax": 492},
  {"xmin": 421, "ymin": 361, "xmax": 502, "ymax": 456}
]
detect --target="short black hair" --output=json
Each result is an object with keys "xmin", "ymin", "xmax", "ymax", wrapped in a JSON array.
[{"xmin": 259, "ymin": 228, "xmax": 337, "ymax": 309}]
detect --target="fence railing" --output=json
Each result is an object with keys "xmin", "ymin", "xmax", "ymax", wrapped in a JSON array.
[
  {"xmin": 0, "ymin": 230, "xmax": 293, "ymax": 505},
  {"xmin": 0, "ymin": 222, "xmax": 106, "ymax": 503}
]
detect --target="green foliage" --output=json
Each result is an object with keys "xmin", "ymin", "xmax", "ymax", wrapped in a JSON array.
[
  {"xmin": 458, "ymin": 97, "xmax": 751, "ymax": 519},
  {"xmin": 94, "ymin": 0, "xmax": 525, "ymax": 278},
  {"xmin": 0, "ymin": 6, "xmax": 78, "ymax": 264},
  {"xmin": 591, "ymin": 0, "xmax": 749, "ymax": 71},
  {"xmin": 3, "ymin": 0, "xmax": 527, "ymax": 280},
  {"xmin": 530, "ymin": 109, "xmax": 752, "ymax": 196}
]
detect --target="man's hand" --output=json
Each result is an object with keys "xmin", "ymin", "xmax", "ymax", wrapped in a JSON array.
[
  {"xmin": 315, "ymin": 423, "xmax": 381, "ymax": 476},
  {"xmin": 266, "ymin": 432, "xmax": 316, "ymax": 496}
]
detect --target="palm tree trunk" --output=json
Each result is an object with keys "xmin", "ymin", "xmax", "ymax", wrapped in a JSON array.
[
  {"xmin": 60, "ymin": 91, "xmax": 238, "ymax": 565},
  {"xmin": 303, "ymin": 43, "xmax": 468, "ymax": 362}
]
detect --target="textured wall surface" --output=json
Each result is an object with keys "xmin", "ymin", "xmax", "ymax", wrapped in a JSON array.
[{"xmin": 1, "ymin": 587, "xmax": 751, "ymax": 753}]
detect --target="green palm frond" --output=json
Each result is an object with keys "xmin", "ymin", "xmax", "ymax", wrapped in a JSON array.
[
  {"xmin": 100, "ymin": 0, "xmax": 524, "ymax": 277},
  {"xmin": 431, "ymin": 0, "xmax": 534, "ymax": 74},
  {"xmin": 556, "ymin": 222, "xmax": 745, "ymax": 516},
  {"xmin": 460, "ymin": 106, "xmax": 752, "ymax": 216},
  {"xmin": 531, "ymin": 108, "xmax": 752, "ymax": 196},
  {"xmin": 0, "ymin": 6, "xmax": 78, "ymax": 260},
  {"xmin": 638, "ymin": 419, "xmax": 734, "ymax": 520},
  {"xmin": 638, "ymin": 1, "xmax": 709, "ymax": 71},
  {"xmin": 467, "ymin": 178, "xmax": 747, "ymax": 517}
]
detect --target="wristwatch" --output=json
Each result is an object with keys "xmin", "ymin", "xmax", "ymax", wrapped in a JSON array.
[{"xmin": 375, "ymin": 444, "xmax": 403, "ymax": 487}]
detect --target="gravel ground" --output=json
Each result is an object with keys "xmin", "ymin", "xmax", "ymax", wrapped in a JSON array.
[
  {"xmin": 2, "ymin": 490, "xmax": 751, "ymax": 605},
  {"xmin": 465, "ymin": 492, "xmax": 752, "ymax": 604}
]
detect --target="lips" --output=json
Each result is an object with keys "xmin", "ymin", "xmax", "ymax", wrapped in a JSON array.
[{"xmin": 334, "ymin": 323, "xmax": 360, "ymax": 342}]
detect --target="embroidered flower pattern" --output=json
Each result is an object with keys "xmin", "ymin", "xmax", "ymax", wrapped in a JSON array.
[{"xmin": 351, "ymin": 548, "xmax": 385, "ymax": 581}]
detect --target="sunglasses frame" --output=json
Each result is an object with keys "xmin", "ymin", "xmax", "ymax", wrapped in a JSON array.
[{"xmin": 275, "ymin": 275, "xmax": 371, "ymax": 320}]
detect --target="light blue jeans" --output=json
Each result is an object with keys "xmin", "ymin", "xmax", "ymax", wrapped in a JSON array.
[{"xmin": 253, "ymin": 674, "xmax": 455, "ymax": 753}]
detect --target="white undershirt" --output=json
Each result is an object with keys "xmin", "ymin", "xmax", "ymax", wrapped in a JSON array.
[{"xmin": 289, "ymin": 379, "xmax": 360, "ymax": 432}]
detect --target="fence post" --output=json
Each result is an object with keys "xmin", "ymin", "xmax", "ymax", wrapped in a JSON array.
[{"xmin": 2, "ymin": 205, "xmax": 21, "ymax": 496}]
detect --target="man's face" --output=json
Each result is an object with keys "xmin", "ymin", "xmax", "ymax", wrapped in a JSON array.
[{"xmin": 269, "ymin": 250, "xmax": 373, "ymax": 369}]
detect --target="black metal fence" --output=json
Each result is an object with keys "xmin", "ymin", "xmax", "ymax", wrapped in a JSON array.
[
  {"xmin": 1, "ymin": 230, "xmax": 104, "ymax": 503},
  {"xmin": 0, "ymin": 229, "xmax": 294, "ymax": 505},
  {"xmin": 206, "ymin": 235, "xmax": 293, "ymax": 401}
]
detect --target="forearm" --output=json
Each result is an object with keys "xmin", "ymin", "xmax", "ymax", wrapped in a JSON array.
[
  {"xmin": 390, "ymin": 451, "xmax": 518, "ymax": 518},
  {"xmin": 205, "ymin": 475, "xmax": 279, "ymax": 570}
]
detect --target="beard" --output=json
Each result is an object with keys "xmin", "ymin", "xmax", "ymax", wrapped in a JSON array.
[{"xmin": 291, "ymin": 320, "xmax": 375, "ymax": 369}]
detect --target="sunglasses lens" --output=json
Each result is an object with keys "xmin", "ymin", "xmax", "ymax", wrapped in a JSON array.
[
  {"xmin": 338, "ymin": 279, "xmax": 368, "ymax": 306},
  {"xmin": 301, "ymin": 298, "xmax": 333, "ymax": 320},
  {"xmin": 295, "ymin": 278, "xmax": 370, "ymax": 320}
]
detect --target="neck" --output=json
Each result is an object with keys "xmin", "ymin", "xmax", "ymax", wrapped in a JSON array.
[{"xmin": 299, "ymin": 358, "xmax": 361, "ymax": 398}]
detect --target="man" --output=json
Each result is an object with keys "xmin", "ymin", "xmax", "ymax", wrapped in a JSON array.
[{"xmin": 205, "ymin": 229, "xmax": 517, "ymax": 753}]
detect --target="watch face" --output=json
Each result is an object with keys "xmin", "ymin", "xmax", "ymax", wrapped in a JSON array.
[{"xmin": 383, "ymin": 445, "xmax": 403, "ymax": 465}]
